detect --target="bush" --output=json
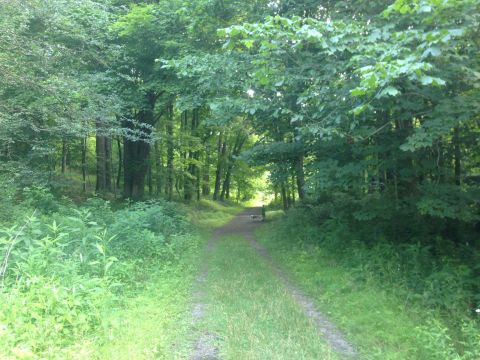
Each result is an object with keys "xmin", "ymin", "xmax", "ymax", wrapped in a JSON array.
[
  {"xmin": 108, "ymin": 201, "xmax": 189, "ymax": 260},
  {"xmin": 267, "ymin": 207, "xmax": 480, "ymax": 357},
  {"xmin": 0, "ymin": 194, "xmax": 196, "ymax": 358}
]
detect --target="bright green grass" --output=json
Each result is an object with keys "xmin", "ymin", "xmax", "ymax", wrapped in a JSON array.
[
  {"xmin": 196, "ymin": 235, "xmax": 338, "ymax": 360},
  {"xmin": 92, "ymin": 270, "xmax": 193, "ymax": 359},
  {"xmin": 71, "ymin": 202, "xmax": 243, "ymax": 359},
  {"xmin": 75, "ymin": 239, "xmax": 200, "ymax": 360},
  {"xmin": 186, "ymin": 199, "xmax": 244, "ymax": 229},
  {"xmin": 256, "ymin": 224, "xmax": 445, "ymax": 360},
  {"xmin": 265, "ymin": 209, "xmax": 285, "ymax": 221}
]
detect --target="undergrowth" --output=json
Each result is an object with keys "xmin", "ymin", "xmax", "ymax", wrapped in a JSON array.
[
  {"xmin": 258, "ymin": 208, "xmax": 480, "ymax": 360},
  {"xmin": 0, "ymin": 187, "xmax": 198, "ymax": 359},
  {"xmin": 186, "ymin": 199, "xmax": 244, "ymax": 229}
]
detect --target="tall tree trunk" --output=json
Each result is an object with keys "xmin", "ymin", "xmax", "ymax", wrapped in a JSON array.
[
  {"xmin": 196, "ymin": 161, "xmax": 201, "ymax": 201},
  {"xmin": 148, "ymin": 156, "xmax": 153, "ymax": 196},
  {"xmin": 81, "ymin": 137, "xmax": 87, "ymax": 193},
  {"xmin": 220, "ymin": 166, "xmax": 232, "ymax": 201},
  {"xmin": 61, "ymin": 139, "xmax": 68, "ymax": 174},
  {"xmin": 123, "ymin": 132, "xmax": 151, "ymax": 199},
  {"xmin": 154, "ymin": 140, "xmax": 163, "ymax": 196},
  {"xmin": 116, "ymin": 138, "xmax": 122, "ymax": 190},
  {"xmin": 123, "ymin": 92, "xmax": 156, "ymax": 200},
  {"xmin": 96, "ymin": 119, "xmax": 112, "ymax": 192},
  {"xmin": 105, "ymin": 137, "xmax": 112, "ymax": 189},
  {"xmin": 291, "ymin": 173, "xmax": 296, "ymax": 205},
  {"xmin": 202, "ymin": 144, "xmax": 211, "ymax": 196},
  {"xmin": 454, "ymin": 127, "xmax": 461, "ymax": 186},
  {"xmin": 294, "ymin": 154, "xmax": 306, "ymax": 201},
  {"xmin": 184, "ymin": 109, "xmax": 200, "ymax": 202},
  {"xmin": 96, "ymin": 131, "xmax": 106, "ymax": 191},
  {"xmin": 179, "ymin": 111, "xmax": 185, "ymax": 197},
  {"xmin": 165, "ymin": 103, "xmax": 174, "ymax": 200},
  {"xmin": 193, "ymin": 110, "xmax": 201, "ymax": 201},
  {"xmin": 220, "ymin": 132, "xmax": 247, "ymax": 201},
  {"xmin": 213, "ymin": 133, "xmax": 226, "ymax": 200},
  {"xmin": 281, "ymin": 182, "xmax": 288, "ymax": 210}
]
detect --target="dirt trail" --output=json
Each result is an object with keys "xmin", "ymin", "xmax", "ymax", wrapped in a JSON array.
[{"xmin": 189, "ymin": 208, "xmax": 357, "ymax": 359}]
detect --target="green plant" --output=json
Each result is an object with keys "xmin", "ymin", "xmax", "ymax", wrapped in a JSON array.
[
  {"xmin": 257, "ymin": 209, "xmax": 480, "ymax": 359},
  {"xmin": 0, "ymin": 193, "xmax": 200, "ymax": 358}
]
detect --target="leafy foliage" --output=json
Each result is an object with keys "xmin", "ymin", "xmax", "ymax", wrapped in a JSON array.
[
  {"xmin": 0, "ymin": 193, "xmax": 195, "ymax": 358},
  {"xmin": 260, "ymin": 209, "xmax": 480, "ymax": 359}
]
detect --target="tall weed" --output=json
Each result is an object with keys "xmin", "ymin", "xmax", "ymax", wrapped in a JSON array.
[
  {"xmin": 0, "ymin": 195, "xmax": 196, "ymax": 358},
  {"xmin": 269, "ymin": 208, "xmax": 480, "ymax": 358}
]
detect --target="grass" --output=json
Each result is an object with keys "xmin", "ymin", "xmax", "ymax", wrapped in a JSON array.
[
  {"xmin": 265, "ymin": 209, "xmax": 285, "ymax": 221},
  {"xmin": 194, "ymin": 235, "xmax": 337, "ymax": 360},
  {"xmin": 72, "ymin": 200, "xmax": 244, "ymax": 359},
  {"xmin": 91, "ymin": 266, "xmax": 196, "ymax": 359},
  {"xmin": 58, "ymin": 234, "xmax": 203, "ymax": 360},
  {"xmin": 255, "ymin": 223, "xmax": 461, "ymax": 360},
  {"xmin": 186, "ymin": 199, "xmax": 244, "ymax": 229}
]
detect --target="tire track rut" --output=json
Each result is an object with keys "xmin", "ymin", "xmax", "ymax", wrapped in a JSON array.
[{"xmin": 189, "ymin": 208, "xmax": 357, "ymax": 359}]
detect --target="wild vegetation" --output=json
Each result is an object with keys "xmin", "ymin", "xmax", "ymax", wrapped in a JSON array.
[
  {"xmin": 1, "ymin": 0, "xmax": 479, "ymax": 358},
  {"xmin": 0, "ymin": 190, "xmax": 193, "ymax": 357}
]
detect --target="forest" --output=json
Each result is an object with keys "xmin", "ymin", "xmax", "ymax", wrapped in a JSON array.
[{"xmin": 0, "ymin": 0, "xmax": 479, "ymax": 359}]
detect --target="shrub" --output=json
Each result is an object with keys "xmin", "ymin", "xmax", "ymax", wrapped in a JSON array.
[
  {"xmin": 108, "ymin": 201, "xmax": 189, "ymax": 260},
  {"xmin": 268, "ymin": 207, "xmax": 480, "ymax": 357},
  {"xmin": 0, "ymin": 194, "xmax": 196, "ymax": 358}
]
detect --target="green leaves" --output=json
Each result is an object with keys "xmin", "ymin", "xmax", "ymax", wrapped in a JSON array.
[
  {"xmin": 419, "ymin": 76, "xmax": 446, "ymax": 86},
  {"xmin": 351, "ymin": 104, "xmax": 370, "ymax": 116},
  {"xmin": 380, "ymin": 86, "xmax": 400, "ymax": 97},
  {"xmin": 417, "ymin": 185, "xmax": 480, "ymax": 222},
  {"xmin": 422, "ymin": 47, "xmax": 441, "ymax": 58}
]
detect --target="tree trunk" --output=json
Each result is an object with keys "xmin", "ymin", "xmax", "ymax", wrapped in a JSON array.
[
  {"xmin": 123, "ymin": 136, "xmax": 150, "ymax": 199},
  {"xmin": 213, "ymin": 133, "xmax": 226, "ymax": 201},
  {"xmin": 194, "ymin": 110, "xmax": 201, "ymax": 201},
  {"xmin": 96, "ymin": 119, "xmax": 112, "ymax": 192},
  {"xmin": 81, "ymin": 137, "xmax": 87, "ymax": 193},
  {"xmin": 154, "ymin": 140, "xmax": 163, "ymax": 196},
  {"xmin": 294, "ymin": 154, "xmax": 306, "ymax": 201},
  {"xmin": 123, "ymin": 92, "xmax": 156, "ymax": 200},
  {"xmin": 196, "ymin": 159, "xmax": 201, "ymax": 201},
  {"xmin": 148, "ymin": 152, "xmax": 153, "ymax": 196},
  {"xmin": 185, "ymin": 109, "xmax": 200, "ymax": 202},
  {"xmin": 454, "ymin": 127, "xmax": 461, "ymax": 186},
  {"xmin": 116, "ymin": 138, "xmax": 122, "ymax": 190},
  {"xmin": 105, "ymin": 137, "xmax": 112, "ymax": 188},
  {"xmin": 96, "ymin": 132, "xmax": 106, "ymax": 191},
  {"xmin": 220, "ymin": 166, "xmax": 232, "ymax": 201},
  {"xmin": 61, "ymin": 139, "xmax": 68, "ymax": 174},
  {"xmin": 165, "ymin": 103, "xmax": 174, "ymax": 200},
  {"xmin": 291, "ymin": 173, "xmax": 296, "ymax": 204},
  {"xmin": 202, "ymin": 145, "xmax": 211, "ymax": 196},
  {"xmin": 220, "ymin": 132, "xmax": 247, "ymax": 201},
  {"xmin": 281, "ymin": 182, "xmax": 288, "ymax": 210}
]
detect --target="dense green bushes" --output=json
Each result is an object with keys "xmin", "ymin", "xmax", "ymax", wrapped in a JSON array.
[
  {"xmin": 264, "ymin": 208, "xmax": 480, "ymax": 359},
  {"xmin": 0, "ymin": 190, "xmax": 197, "ymax": 359}
]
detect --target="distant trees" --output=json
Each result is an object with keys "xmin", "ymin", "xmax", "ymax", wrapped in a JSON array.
[
  {"xmin": 1, "ymin": 0, "xmax": 479, "ymax": 225},
  {"xmin": 169, "ymin": 0, "xmax": 480, "ymax": 244},
  {"xmin": 0, "ymin": 0, "xmax": 263, "ymax": 202}
]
